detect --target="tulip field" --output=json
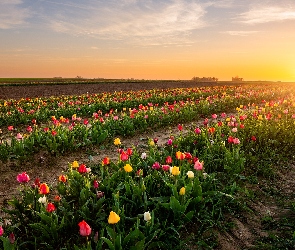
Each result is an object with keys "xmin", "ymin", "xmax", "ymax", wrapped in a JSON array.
[{"xmin": 0, "ymin": 82, "xmax": 295, "ymax": 249}]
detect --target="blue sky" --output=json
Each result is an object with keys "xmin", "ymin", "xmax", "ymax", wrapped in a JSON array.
[{"xmin": 1, "ymin": 0, "xmax": 295, "ymax": 81}]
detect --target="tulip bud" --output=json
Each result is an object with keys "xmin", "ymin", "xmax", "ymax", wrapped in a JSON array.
[{"xmin": 179, "ymin": 187, "xmax": 185, "ymax": 195}]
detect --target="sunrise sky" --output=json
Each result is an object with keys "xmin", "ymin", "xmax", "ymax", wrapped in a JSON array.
[{"xmin": 1, "ymin": 0, "xmax": 295, "ymax": 81}]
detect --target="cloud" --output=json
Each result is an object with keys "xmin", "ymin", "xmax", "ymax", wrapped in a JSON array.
[
  {"xmin": 239, "ymin": 5, "xmax": 295, "ymax": 24},
  {"xmin": 46, "ymin": 0, "xmax": 208, "ymax": 45},
  {"xmin": 0, "ymin": 1, "xmax": 30, "ymax": 29},
  {"xmin": 223, "ymin": 30, "xmax": 258, "ymax": 36},
  {"xmin": 208, "ymin": 0, "xmax": 234, "ymax": 8}
]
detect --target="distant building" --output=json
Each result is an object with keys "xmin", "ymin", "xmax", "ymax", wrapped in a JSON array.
[
  {"xmin": 191, "ymin": 77, "xmax": 218, "ymax": 82},
  {"xmin": 232, "ymin": 76, "xmax": 243, "ymax": 82}
]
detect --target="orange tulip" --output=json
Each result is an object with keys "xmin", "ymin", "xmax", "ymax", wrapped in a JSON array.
[{"xmin": 39, "ymin": 183, "xmax": 50, "ymax": 195}]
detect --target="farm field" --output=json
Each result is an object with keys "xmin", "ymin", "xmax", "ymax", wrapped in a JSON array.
[
  {"xmin": 0, "ymin": 79, "xmax": 236, "ymax": 100},
  {"xmin": 0, "ymin": 80, "xmax": 295, "ymax": 249}
]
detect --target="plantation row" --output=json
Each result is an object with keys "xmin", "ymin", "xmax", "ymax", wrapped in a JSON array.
[
  {"xmin": 0, "ymin": 84, "xmax": 288, "ymax": 127},
  {"xmin": 0, "ymin": 84, "xmax": 293, "ymax": 162},
  {"xmin": 0, "ymin": 83, "xmax": 295, "ymax": 249}
]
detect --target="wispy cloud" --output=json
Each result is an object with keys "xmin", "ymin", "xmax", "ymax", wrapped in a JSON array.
[
  {"xmin": 223, "ymin": 30, "xmax": 258, "ymax": 36},
  {"xmin": 208, "ymin": 0, "xmax": 235, "ymax": 9},
  {"xmin": 45, "ymin": 0, "xmax": 208, "ymax": 45},
  {"xmin": 0, "ymin": 0, "xmax": 30, "ymax": 29},
  {"xmin": 239, "ymin": 5, "xmax": 295, "ymax": 24}
]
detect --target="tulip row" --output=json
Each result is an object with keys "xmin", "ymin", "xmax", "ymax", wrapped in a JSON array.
[
  {"xmin": 0, "ymin": 87, "xmax": 216, "ymax": 127},
  {"xmin": 0, "ymin": 83, "xmax": 290, "ymax": 128},
  {"xmin": 1, "ymin": 84, "xmax": 294, "ymax": 162}
]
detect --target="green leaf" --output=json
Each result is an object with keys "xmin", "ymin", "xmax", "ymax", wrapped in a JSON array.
[
  {"xmin": 106, "ymin": 226, "xmax": 116, "ymax": 241},
  {"xmin": 184, "ymin": 210, "xmax": 194, "ymax": 222},
  {"xmin": 169, "ymin": 196, "xmax": 183, "ymax": 213},
  {"xmin": 123, "ymin": 228, "xmax": 145, "ymax": 247},
  {"xmin": 101, "ymin": 237, "xmax": 115, "ymax": 250},
  {"xmin": 114, "ymin": 234, "xmax": 122, "ymax": 250},
  {"xmin": 39, "ymin": 213, "xmax": 53, "ymax": 224},
  {"xmin": 130, "ymin": 239, "xmax": 145, "ymax": 250},
  {"xmin": 96, "ymin": 131, "xmax": 108, "ymax": 144},
  {"xmin": 125, "ymin": 182, "xmax": 131, "ymax": 196},
  {"xmin": 0, "ymin": 236, "xmax": 15, "ymax": 250}
]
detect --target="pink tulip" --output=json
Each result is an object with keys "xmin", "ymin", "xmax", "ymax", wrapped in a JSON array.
[
  {"xmin": 233, "ymin": 138, "xmax": 240, "ymax": 144},
  {"xmin": 167, "ymin": 138, "xmax": 173, "ymax": 146},
  {"xmin": 17, "ymin": 172, "xmax": 30, "ymax": 183},
  {"xmin": 26, "ymin": 126, "xmax": 33, "ymax": 133},
  {"xmin": 162, "ymin": 165, "xmax": 170, "ymax": 171},
  {"xmin": 152, "ymin": 162, "xmax": 161, "ymax": 170},
  {"xmin": 194, "ymin": 160, "xmax": 203, "ymax": 171},
  {"xmin": 221, "ymin": 113, "xmax": 227, "ymax": 118},
  {"xmin": 194, "ymin": 127, "xmax": 201, "ymax": 134},
  {"xmin": 16, "ymin": 133, "xmax": 23, "ymax": 140}
]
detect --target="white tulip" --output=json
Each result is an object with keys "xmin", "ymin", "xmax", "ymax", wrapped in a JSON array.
[
  {"xmin": 187, "ymin": 171, "xmax": 194, "ymax": 178},
  {"xmin": 38, "ymin": 195, "xmax": 47, "ymax": 205},
  {"xmin": 144, "ymin": 211, "xmax": 151, "ymax": 221}
]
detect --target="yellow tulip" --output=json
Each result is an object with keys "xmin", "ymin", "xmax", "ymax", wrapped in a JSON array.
[
  {"xmin": 124, "ymin": 164, "xmax": 133, "ymax": 173},
  {"xmin": 72, "ymin": 161, "xmax": 79, "ymax": 168},
  {"xmin": 114, "ymin": 138, "xmax": 121, "ymax": 146},
  {"xmin": 171, "ymin": 166, "xmax": 180, "ymax": 176},
  {"xmin": 108, "ymin": 211, "xmax": 120, "ymax": 224},
  {"xmin": 179, "ymin": 187, "xmax": 185, "ymax": 196}
]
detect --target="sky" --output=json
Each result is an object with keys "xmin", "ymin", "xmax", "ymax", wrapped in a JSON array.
[{"xmin": 1, "ymin": 0, "xmax": 295, "ymax": 81}]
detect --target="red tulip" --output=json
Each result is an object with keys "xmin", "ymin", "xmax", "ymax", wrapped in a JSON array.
[
  {"xmin": 165, "ymin": 156, "xmax": 172, "ymax": 164},
  {"xmin": 46, "ymin": 202, "xmax": 56, "ymax": 213},
  {"xmin": 102, "ymin": 157, "xmax": 110, "ymax": 165},
  {"xmin": 93, "ymin": 180, "xmax": 99, "ymax": 189},
  {"xmin": 78, "ymin": 164, "xmax": 87, "ymax": 174},
  {"xmin": 58, "ymin": 175, "xmax": 67, "ymax": 183},
  {"xmin": 120, "ymin": 151, "xmax": 129, "ymax": 161},
  {"xmin": 78, "ymin": 220, "xmax": 91, "ymax": 236}
]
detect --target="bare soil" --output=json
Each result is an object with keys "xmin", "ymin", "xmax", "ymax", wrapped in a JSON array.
[
  {"xmin": 0, "ymin": 81, "xmax": 229, "ymax": 100},
  {"xmin": 1, "ymin": 81, "xmax": 294, "ymax": 249}
]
